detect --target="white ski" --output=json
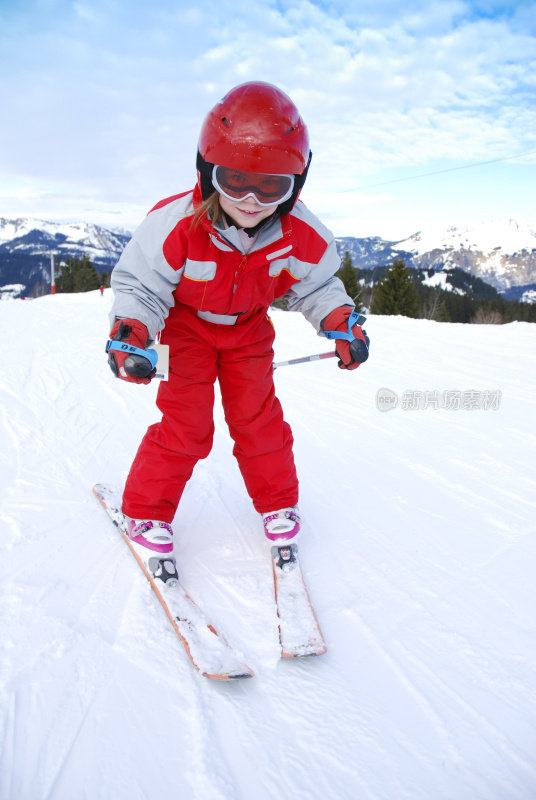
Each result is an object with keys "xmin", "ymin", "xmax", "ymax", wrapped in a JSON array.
[
  {"xmin": 93, "ymin": 484, "xmax": 254, "ymax": 680},
  {"xmin": 271, "ymin": 544, "xmax": 327, "ymax": 658}
]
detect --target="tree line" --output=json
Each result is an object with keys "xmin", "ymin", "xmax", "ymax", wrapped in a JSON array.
[
  {"xmin": 55, "ymin": 254, "xmax": 111, "ymax": 293},
  {"xmin": 50, "ymin": 249, "xmax": 535, "ymax": 324},
  {"xmin": 335, "ymin": 251, "xmax": 536, "ymax": 324}
]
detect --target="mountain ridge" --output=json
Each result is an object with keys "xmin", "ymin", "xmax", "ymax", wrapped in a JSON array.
[
  {"xmin": 0, "ymin": 217, "xmax": 130, "ymax": 295},
  {"xmin": 336, "ymin": 216, "xmax": 536, "ymax": 300},
  {"xmin": 1, "ymin": 215, "xmax": 535, "ymax": 301}
]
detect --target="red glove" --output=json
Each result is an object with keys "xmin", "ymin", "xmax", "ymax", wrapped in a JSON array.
[
  {"xmin": 107, "ymin": 319, "xmax": 155, "ymax": 384},
  {"xmin": 322, "ymin": 307, "xmax": 370, "ymax": 370}
]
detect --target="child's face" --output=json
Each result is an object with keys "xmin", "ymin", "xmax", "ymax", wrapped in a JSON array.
[{"xmin": 219, "ymin": 193, "xmax": 278, "ymax": 229}]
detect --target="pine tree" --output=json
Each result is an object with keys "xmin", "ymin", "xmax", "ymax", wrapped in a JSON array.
[
  {"xmin": 336, "ymin": 250, "xmax": 363, "ymax": 312},
  {"xmin": 57, "ymin": 254, "xmax": 100, "ymax": 293},
  {"xmin": 59, "ymin": 256, "xmax": 76, "ymax": 292},
  {"xmin": 371, "ymin": 258, "xmax": 420, "ymax": 317},
  {"xmin": 74, "ymin": 253, "xmax": 100, "ymax": 292}
]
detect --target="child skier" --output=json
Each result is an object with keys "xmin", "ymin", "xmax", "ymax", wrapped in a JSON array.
[{"xmin": 107, "ymin": 81, "xmax": 369, "ymax": 559}]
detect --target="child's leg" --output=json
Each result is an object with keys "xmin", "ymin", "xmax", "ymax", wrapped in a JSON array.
[
  {"xmin": 122, "ymin": 326, "xmax": 218, "ymax": 523},
  {"xmin": 217, "ymin": 314, "xmax": 299, "ymax": 513}
]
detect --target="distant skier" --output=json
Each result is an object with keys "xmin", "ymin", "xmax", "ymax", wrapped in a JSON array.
[
  {"xmin": 106, "ymin": 81, "xmax": 369, "ymax": 557},
  {"xmin": 100, "ymin": 285, "xmax": 104, "ymax": 296}
]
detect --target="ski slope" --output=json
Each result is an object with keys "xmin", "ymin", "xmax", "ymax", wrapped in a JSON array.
[{"xmin": 1, "ymin": 290, "xmax": 535, "ymax": 800}]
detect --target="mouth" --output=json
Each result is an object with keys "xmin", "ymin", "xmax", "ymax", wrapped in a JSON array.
[{"xmin": 236, "ymin": 208, "xmax": 263, "ymax": 216}]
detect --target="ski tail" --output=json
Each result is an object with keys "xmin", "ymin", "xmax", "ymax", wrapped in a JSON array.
[{"xmin": 271, "ymin": 544, "xmax": 327, "ymax": 658}]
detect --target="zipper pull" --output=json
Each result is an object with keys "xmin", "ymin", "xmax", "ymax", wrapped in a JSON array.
[{"xmin": 233, "ymin": 256, "xmax": 248, "ymax": 291}]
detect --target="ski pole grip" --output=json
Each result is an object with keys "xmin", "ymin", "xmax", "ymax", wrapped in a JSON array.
[
  {"xmin": 324, "ymin": 311, "xmax": 367, "ymax": 342},
  {"xmin": 106, "ymin": 340, "xmax": 158, "ymax": 373}
]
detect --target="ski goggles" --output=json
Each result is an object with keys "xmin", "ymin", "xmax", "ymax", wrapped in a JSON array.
[{"xmin": 212, "ymin": 165, "xmax": 295, "ymax": 207}]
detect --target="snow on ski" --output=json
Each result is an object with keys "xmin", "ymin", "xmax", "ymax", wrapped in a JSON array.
[
  {"xmin": 271, "ymin": 544, "xmax": 327, "ymax": 658},
  {"xmin": 93, "ymin": 484, "xmax": 254, "ymax": 681}
]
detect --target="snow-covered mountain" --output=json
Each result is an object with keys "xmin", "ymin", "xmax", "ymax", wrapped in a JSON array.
[
  {"xmin": 396, "ymin": 216, "xmax": 536, "ymax": 257},
  {"xmin": 337, "ymin": 216, "xmax": 536, "ymax": 300},
  {"xmin": 396, "ymin": 217, "xmax": 536, "ymax": 292},
  {"xmin": 0, "ymin": 216, "xmax": 131, "ymax": 256},
  {"xmin": 0, "ymin": 217, "xmax": 131, "ymax": 296},
  {"xmin": 2, "ymin": 215, "xmax": 536, "ymax": 300}
]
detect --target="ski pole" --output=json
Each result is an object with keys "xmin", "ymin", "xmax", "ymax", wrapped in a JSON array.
[
  {"xmin": 273, "ymin": 312, "xmax": 369, "ymax": 370},
  {"xmin": 273, "ymin": 351, "xmax": 337, "ymax": 369}
]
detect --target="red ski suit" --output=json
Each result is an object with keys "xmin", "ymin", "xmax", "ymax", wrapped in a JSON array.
[{"xmin": 110, "ymin": 187, "xmax": 352, "ymax": 523}]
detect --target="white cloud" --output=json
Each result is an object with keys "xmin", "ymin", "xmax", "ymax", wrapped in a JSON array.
[{"xmin": 0, "ymin": 0, "xmax": 534, "ymax": 235}]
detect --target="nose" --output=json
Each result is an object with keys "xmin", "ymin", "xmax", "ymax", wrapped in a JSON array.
[{"xmin": 238, "ymin": 194, "xmax": 261, "ymax": 207}]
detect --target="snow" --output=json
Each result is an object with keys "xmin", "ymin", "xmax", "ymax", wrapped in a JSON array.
[
  {"xmin": 396, "ymin": 216, "xmax": 536, "ymax": 258},
  {"xmin": 420, "ymin": 271, "xmax": 462, "ymax": 293},
  {"xmin": 521, "ymin": 289, "xmax": 536, "ymax": 304},
  {"xmin": 0, "ymin": 217, "xmax": 129, "ymax": 264},
  {"xmin": 0, "ymin": 284, "xmax": 25, "ymax": 300},
  {"xmin": 1, "ymin": 290, "xmax": 535, "ymax": 800},
  {"xmin": 0, "ymin": 217, "xmax": 75, "ymax": 245}
]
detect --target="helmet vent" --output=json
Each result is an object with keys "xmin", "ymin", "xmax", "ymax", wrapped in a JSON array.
[
  {"xmin": 221, "ymin": 117, "xmax": 231, "ymax": 127},
  {"xmin": 286, "ymin": 126, "xmax": 295, "ymax": 134}
]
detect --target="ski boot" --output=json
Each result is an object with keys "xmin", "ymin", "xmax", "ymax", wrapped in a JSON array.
[
  {"xmin": 262, "ymin": 507, "xmax": 300, "ymax": 543},
  {"xmin": 126, "ymin": 518, "xmax": 178, "ymax": 586}
]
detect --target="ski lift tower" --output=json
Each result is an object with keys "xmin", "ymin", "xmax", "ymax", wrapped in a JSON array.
[{"xmin": 50, "ymin": 251, "xmax": 56, "ymax": 294}]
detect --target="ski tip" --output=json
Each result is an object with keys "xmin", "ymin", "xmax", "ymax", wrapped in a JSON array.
[
  {"xmin": 93, "ymin": 482, "xmax": 117, "ymax": 496},
  {"xmin": 281, "ymin": 646, "xmax": 327, "ymax": 659},
  {"xmin": 203, "ymin": 669, "xmax": 255, "ymax": 681},
  {"xmin": 227, "ymin": 671, "xmax": 255, "ymax": 680},
  {"xmin": 93, "ymin": 483, "xmax": 111, "ymax": 500}
]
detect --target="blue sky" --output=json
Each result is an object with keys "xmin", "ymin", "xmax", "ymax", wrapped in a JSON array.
[{"xmin": 0, "ymin": 0, "xmax": 534, "ymax": 239}]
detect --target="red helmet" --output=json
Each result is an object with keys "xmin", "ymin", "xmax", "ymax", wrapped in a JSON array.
[{"xmin": 198, "ymin": 82, "xmax": 310, "ymax": 175}]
